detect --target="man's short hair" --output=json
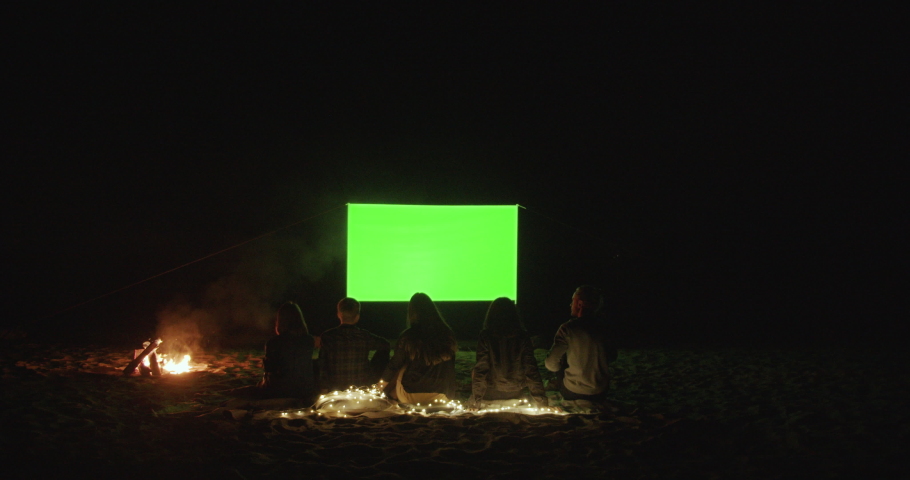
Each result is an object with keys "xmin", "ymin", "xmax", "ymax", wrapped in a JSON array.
[
  {"xmin": 337, "ymin": 297, "xmax": 361, "ymax": 323},
  {"xmin": 574, "ymin": 285, "xmax": 604, "ymax": 314}
]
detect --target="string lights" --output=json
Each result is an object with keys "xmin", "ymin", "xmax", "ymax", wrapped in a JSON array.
[{"xmin": 308, "ymin": 384, "xmax": 565, "ymax": 418}]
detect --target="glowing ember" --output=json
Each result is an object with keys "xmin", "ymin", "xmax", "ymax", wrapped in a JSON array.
[{"xmin": 160, "ymin": 354, "xmax": 192, "ymax": 374}]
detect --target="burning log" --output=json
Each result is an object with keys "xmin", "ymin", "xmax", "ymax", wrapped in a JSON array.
[
  {"xmin": 123, "ymin": 338, "xmax": 162, "ymax": 376},
  {"xmin": 148, "ymin": 351, "xmax": 162, "ymax": 376}
]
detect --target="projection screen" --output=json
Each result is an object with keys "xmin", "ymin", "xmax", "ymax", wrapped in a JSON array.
[{"xmin": 346, "ymin": 204, "xmax": 518, "ymax": 301}]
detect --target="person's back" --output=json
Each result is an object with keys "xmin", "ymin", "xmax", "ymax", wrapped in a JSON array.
[
  {"xmin": 385, "ymin": 323, "xmax": 457, "ymax": 398},
  {"xmin": 319, "ymin": 297, "xmax": 390, "ymax": 392},
  {"xmin": 381, "ymin": 293, "xmax": 458, "ymax": 402},
  {"xmin": 473, "ymin": 330, "xmax": 547, "ymax": 405},
  {"xmin": 263, "ymin": 333, "xmax": 315, "ymax": 397},
  {"xmin": 261, "ymin": 302, "xmax": 317, "ymax": 403},
  {"xmin": 545, "ymin": 316, "xmax": 612, "ymax": 395},
  {"xmin": 471, "ymin": 297, "xmax": 547, "ymax": 407},
  {"xmin": 545, "ymin": 286, "xmax": 617, "ymax": 400},
  {"xmin": 320, "ymin": 324, "xmax": 390, "ymax": 391}
]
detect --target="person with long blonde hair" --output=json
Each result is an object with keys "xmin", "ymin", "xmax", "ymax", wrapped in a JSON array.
[{"xmin": 381, "ymin": 293, "xmax": 458, "ymax": 403}]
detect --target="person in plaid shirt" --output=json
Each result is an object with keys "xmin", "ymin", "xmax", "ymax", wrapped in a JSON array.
[{"xmin": 318, "ymin": 297, "xmax": 391, "ymax": 392}]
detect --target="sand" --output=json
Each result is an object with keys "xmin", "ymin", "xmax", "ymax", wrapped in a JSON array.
[{"xmin": 1, "ymin": 339, "xmax": 908, "ymax": 479}]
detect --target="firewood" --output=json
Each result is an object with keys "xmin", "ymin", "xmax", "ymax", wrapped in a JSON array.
[
  {"xmin": 148, "ymin": 351, "xmax": 162, "ymax": 376},
  {"xmin": 123, "ymin": 339, "xmax": 162, "ymax": 376}
]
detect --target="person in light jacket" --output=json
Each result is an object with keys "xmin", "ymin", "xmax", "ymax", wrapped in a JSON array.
[{"xmin": 545, "ymin": 286, "xmax": 617, "ymax": 401}]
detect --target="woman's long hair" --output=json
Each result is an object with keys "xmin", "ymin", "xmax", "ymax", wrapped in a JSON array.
[
  {"xmin": 275, "ymin": 301, "xmax": 308, "ymax": 336},
  {"xmin": 400, "ymin": 292, "xmax": 457, "ymax": 365},
  {"xmin": 482, "ymin": 297, "xmax": 524, "ymax": 335}
]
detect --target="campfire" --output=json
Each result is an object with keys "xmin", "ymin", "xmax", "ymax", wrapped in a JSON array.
[
  {"xmin": 159, "ymin": 353, "xmax": 192, "ymax": 374},
  {"xmin": 123, "ymin": 338, "xmax": 198, "ymax": 376}
]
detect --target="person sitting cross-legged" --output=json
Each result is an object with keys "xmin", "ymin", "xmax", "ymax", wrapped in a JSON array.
[
  {"xmin": 469, "ymin": 297, "xmax": 548, "ymax": 409},
  {"xmin": 318, "ymin": 297, "xmax": 391, "ymax": 393},
  {"xmin": 259, "ymin": 301, "xmax": 318, "ymax": 404},
  {"xmin": 380, "ymin": 292, "xmax": 458, "ymax": 404},
  {"xmin": 545, "ymin": 286, "xmax": 617, "ymax": 402}
]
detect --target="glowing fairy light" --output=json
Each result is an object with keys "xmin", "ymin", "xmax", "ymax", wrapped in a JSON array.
[
  {"xmin": 315, "ymin": 385, "xmax": 395, "ymax": 415},
  {"xmin": 471, "ymin": 398, "xmax": 564, "ymax": 415},
  {"xmin": 296, "ymin": 384, "xmax": 566, "ymax": 419}
]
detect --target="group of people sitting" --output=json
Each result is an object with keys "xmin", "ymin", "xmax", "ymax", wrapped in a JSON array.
[{"xmin": 257, "ymin": 286, "xmax": 616, "ymax": 408}]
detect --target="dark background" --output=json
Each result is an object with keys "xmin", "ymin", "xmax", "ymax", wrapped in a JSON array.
[{"xmin": 3, "ymin": 4, "xmax": 905, "ymax": 349}]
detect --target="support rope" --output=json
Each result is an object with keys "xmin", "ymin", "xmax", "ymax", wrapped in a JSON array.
[{"xmin": 42, "ymin": 203, "xmax": 347, "ymax": 320}]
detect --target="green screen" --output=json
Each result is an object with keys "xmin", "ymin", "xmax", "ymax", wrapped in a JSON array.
[{"xmin": 347, "ymin": 204, "xmax": 518, "ymax": 301}]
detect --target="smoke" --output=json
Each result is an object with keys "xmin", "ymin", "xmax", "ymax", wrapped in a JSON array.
[
  {"xmin": 155, "ymin": 303, "xmax": 211, "ymax": 357},
  {"xmin": 155, "ymin": 223, "xmax": 346, "ymax": 352},
  {"xmin": 293, "ymin": 228, "xmax": 345, "ymax": 284}
]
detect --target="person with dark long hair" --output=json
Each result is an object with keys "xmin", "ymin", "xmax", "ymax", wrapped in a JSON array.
[
  {"xmin": 380, "ymin": 293, "xmax": 458, "ymax": 403},
  {"xmin": 259, "ymin": 301, "xmax": 317, "ymax": 404},
  {"xmin": 469, "ymin": 297, "xmax": 547, "ymax": 408}
]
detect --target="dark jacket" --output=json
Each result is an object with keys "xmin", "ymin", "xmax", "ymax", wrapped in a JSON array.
[
  {"xmin": 471, "ymin": 330, "xmax": 547, "ymax": 406},
  {"xmin": 261, "ymin": 333, "xmax": 317, "ymax": 402},
  {"xmin": 318, "ymin": 323, "xmax": 390, "ymax": 391},
  {"xmin": 382, "ymin": 327, "xmax": 457, "ymax": 399}
]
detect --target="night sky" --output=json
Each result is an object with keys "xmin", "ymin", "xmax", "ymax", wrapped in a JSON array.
[{"xmin": 4, "ymin": 5, "xmax": 904, "ymax": 347}]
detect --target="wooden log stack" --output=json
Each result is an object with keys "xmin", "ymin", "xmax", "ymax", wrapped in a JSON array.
[{"xmin": 123, "ymin": 338, "xmax": 162, "ymax": 376}]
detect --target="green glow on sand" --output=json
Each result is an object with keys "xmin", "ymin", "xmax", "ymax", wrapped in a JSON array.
[{"xmin": 347, "ymin": 204, "xmax": 518, "ymax": 301}]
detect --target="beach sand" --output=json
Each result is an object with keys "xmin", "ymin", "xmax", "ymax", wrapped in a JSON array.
[{"xmin": 1, "ymin": 339, "xmax": 908, "ymax": 478}]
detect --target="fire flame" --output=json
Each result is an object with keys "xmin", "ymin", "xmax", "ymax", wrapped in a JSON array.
[{"xmin": 160, "ymin": 354, "xmax": 192, "ymax": 374}]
